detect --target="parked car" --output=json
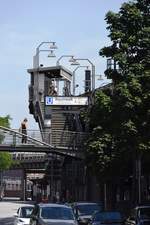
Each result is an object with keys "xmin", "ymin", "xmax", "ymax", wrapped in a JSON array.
[
  {"xmin": 89, "ymin": 211, "xmax": 124, "ymax": 225},
  {"xmin": 14, "ymin": 205, "xmax": 34, "ymax": 225},
  {"xmin": 29, "ymin": 203, "xmax": 77, "ymax": 225},
  {"xmin": 125, "ymin": 205, "xmax": 150, "ymax": 225},
  {"xmin": 72, "ymin": 202, "xmax": 103, "ymax": 224}
]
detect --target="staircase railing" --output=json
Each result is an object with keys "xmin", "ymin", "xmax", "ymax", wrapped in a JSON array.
[
  {"xmin": 36, "ymin": 101, "xmax": 45, "ymax": 141},
  {"xmin": 51, "ymin": 129, "xmax": 88, "ymax": 150}
]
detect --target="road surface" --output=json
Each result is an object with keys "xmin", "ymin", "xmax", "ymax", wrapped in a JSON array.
[{"xmin": 0, "ymin": 198, "xmax": 34, "ymax": 225}]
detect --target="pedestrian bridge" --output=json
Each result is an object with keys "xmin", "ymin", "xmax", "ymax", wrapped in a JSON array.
[{"xmin": 0, "ymin": 126, "xmax": 87, "ymax": 159}]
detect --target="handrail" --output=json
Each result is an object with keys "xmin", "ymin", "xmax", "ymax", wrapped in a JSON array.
[
  {"xmin": 74, "ymin": 113, "xmax": 83, "ymax": 132},
  {"xmin": 0, "ymin": 126, "xmax": 87, "ymax": 159},
  {"xmin": 0, "ymin": 126, "xmax": 54, "ymax": 148},
  {"xmin": 37, "ymin": 102, "xmax": 45, "ymax": 141},
  {"xmin": 0, "ymin": 126, "xmax": 87, "ymax": 151}
]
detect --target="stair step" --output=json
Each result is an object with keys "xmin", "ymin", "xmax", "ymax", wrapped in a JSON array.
[
  {"xmin": 51, "ymin": 120, "xmax": 67, "ymax": 123},
  {"xmin": 51, "ymin": 119, "xmax": 66, "ymax": 122},
  {"xmin": 52, "ymin": 116, "xmax": 66, "ymax": 119},
  {"xmin": 51, "ymin": 123, "xmax": 68, "ymax": 125}
]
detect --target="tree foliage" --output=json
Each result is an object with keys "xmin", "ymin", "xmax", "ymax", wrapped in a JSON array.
[
  {"xmin": 0, "ymin": 115, "xmax": 12, "ymax": 170},
  {"xmin": 86, "ymin": 0, "xmax": 150, "ymax": 179},
  {"xmin": 0, "ymin": 115, "xmax": 11, "ymax": 128},
  {"xmin": 0, "ymin": 152, "xmax": 12, "ymax": 170}
]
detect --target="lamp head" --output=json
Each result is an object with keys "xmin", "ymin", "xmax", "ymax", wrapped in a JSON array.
[
  {"xmin": 97, "ymin": 75, "xmax": 103, "ymax": 81},
  {"xmin": 47, "ymin": 50, "xmax": 56, "ymax": 58},
  {"xmin": 69, "ymin": 56, "xmax": 75, "ymax": 63},
  {"xmin": 49, "ymin": 42, "xmax": 58, "ymax": 49},
  {"xmin": 70, "ymin": 60, "xmax": 80, "ymax": 66}
]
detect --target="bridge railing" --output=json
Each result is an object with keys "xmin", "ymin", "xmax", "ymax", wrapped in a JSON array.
[
  {"xmin": 0, "ymin": 127, "xmax": 88, "ymax": 151},
  {"xmin": 0, "ymin": 127, "xmax": 53, "ymax": 149},
  {"xmin": 0, "ymin": 129, "xmax": 43, "ymax": 145}
]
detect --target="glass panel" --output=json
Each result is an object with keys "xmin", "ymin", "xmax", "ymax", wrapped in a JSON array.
[
  {"xmin": 93, "ymin": 212, "xmax": 121, "ymax": 222},
  {"xmin": 77, "ymin": 204, "xmax": 102, "ymax": 216},
  {"xmin": 41, "ymin": 207, "xmax": 74, "ymax": 220},
  {"xmin": 20, "ymin": 207, "xmax": 33, "ymax": 218}
]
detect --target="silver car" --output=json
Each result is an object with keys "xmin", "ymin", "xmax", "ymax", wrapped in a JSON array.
[{"xmin": 30, "ymin": 203, "xmax": 78, "ymax": 225}]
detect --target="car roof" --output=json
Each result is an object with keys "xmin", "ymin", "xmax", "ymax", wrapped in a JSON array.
[
  {"xmin": 20, "ymin": 205, "xmax": 34, "ymax": 208},
  {"xmin": 135, "ymin": 206, "xmax": 150, "ymax": 209},
  {"xmin": 37, "ymin": 203, "xmax": 71, "ymax": 208},
  {"xmin": 96, "ymin": 211, "xmax": 121, "ymax": 213},
  {"xmin": 73, "ymin": 202, "xmax": 100, "ymax": 206}
]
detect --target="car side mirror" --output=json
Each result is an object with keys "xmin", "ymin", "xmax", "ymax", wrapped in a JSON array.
[{"xmin": 14, "ymin": 213, "xmax": 18, "ymax": 217}]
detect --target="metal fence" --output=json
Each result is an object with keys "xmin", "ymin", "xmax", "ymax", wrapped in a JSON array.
[{"xmin": 0, "ymin": 127, "xmax": 88, "ymax": 151}]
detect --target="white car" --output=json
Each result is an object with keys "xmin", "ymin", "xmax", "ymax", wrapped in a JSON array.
[{"xmin": 14, "ymin": 205, "xmax": 34, "ymax": 225}]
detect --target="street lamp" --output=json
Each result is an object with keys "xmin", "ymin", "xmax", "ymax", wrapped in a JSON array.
[
  {"xmin": 47, "ymin": 50, "xmax": 56, "ymax": 58},
  {"xmin": 33, "ymin": 41, "xmax": 57, "ymax": 68},
  {"xmin": 72, "ymin": 66, "xmax": 88, "ymax": 95},
  {"xmin": 56, "ymin": 55, "xmax": 75, "ymax": 66},
  {"xmin": 71, "ymin": 57, "xmax": 95, "ymax": 91}
]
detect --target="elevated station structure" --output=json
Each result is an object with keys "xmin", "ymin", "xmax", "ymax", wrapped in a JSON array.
[
  {"xmin": 27, "ymin": 65, "xmax": 88, "ymax": 150},
  {"xmin": 0, "ymin": 62, "xmax": 100, "ymax": 202},
  {"xmin": 27, "ymin": 64, "xmax": 90, "ymax": 202}
]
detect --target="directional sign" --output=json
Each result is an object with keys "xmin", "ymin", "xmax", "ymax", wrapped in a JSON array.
[{"xmin": 45, "ymin": 96, "xmax": 88, "ymax": 106}]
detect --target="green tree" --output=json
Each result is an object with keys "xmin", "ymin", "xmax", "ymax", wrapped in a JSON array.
[
  {"xmin": 0, "ymin": 152, "xmax": 12, "ymax": 170},
  {"xmin": 0, "ymin": 115, "xmax": 12, "ymax": 170},
  {"xmin": 0, "ymin": 115, "xmax": 11, "ymax": 128},
  {"xmin": 86, "ymin": 0, "xmax": 150, "ymax": 180}
]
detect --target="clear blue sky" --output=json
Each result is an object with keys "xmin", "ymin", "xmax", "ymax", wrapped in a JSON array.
[{"xmin": 0, "ymin": 0, "xmax": 127, "ymax": 129}]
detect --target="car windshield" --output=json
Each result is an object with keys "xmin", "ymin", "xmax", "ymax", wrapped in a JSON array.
[
  {"xmin": 41, "ymin": 206, "xmax": 74, "ymax": 220},
  {"xmin": 77, "ymin": 204, "xmax": 101, "ymax": 216},
  {"xmin": 93, "ymin": 212, "xmax": 122, "ymax": 222},
  {"xmin": 20, "ymin": 207, "xmax": 33, "ymax": 218},
  {"xmin": 139, "ymin": 208, "xmax": 150, "ymax": 219}
]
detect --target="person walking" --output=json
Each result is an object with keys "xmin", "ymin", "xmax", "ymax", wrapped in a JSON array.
[{"xmin": 21, "ymin": 118, "xmax": 28, "ymax": 143}]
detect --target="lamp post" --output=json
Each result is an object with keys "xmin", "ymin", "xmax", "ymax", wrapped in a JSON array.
[
  {"xmin": 71, "ymin": 58, "xmax": 95, "ymax": 91},
  {"xmin": 33, "ymin": 41, "xmax": 57, "ymax": 68},
  {"xmin": 56, "ymin": 55, "xmax": 75, "ymax": 66},
  {"xmin": 72, "ymin": 66, "xmax": 88, "ymax": 95}
]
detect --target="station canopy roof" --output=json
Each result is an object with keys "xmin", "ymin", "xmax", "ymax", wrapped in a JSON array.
[{"xmin": 27, "ymin": 65, "xmax": 73, "ymax": 81}]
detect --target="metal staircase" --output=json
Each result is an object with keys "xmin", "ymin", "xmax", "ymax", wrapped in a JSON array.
[
  {"xmin": 50, "ymin": 105, "xmax": 86, "ymax": 149},
  {"xmin": 35, "ymin": 100, "xmax": 87, "ymax": 151},
  {"xmin": 51, "ymin": 107, "xmax": 69, "ymax": 147},
  {"xmin": 51, "ymin": 108, "xmax": 69, "ymax": 131}
]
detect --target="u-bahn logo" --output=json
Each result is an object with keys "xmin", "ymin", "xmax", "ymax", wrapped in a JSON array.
[{"xmin": 45, "ymin": 96, "xmax": 53, "ymax": 105}]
